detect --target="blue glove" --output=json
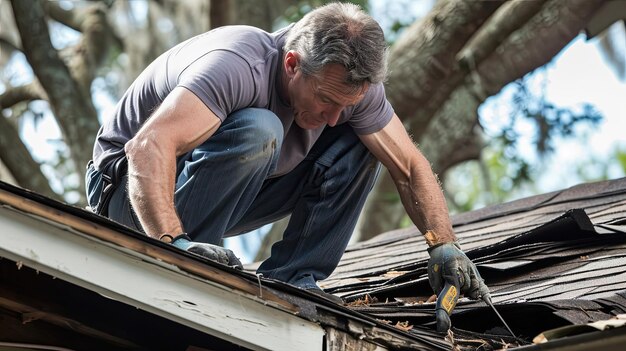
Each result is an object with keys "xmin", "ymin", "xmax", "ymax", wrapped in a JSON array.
[
  {"xmin": 427, "ymin": 242, "xmax": 489, "ymax": 331},
  {"xmin": 172, "ymin": 236, "xmax": 243, "ymax": 270}
]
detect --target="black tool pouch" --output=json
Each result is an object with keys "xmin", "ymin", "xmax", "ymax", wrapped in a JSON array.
[{"xmin": 94, "ymin": 156, "xmax": 128, "ymax": 217}]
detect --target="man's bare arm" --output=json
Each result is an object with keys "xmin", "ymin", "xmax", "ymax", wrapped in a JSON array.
[
  {"xmin": 124, "ymin": 87, "xmax": 221, "ymax": 239},
  {"xmin": 359, "ymin": 114, "xmax": 455, "ymax": 246}
]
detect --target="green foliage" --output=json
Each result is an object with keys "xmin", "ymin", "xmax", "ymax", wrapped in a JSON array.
[
  {"xmin": 443, "ymin": 162, "xmax": 483, "ymax": 213},
  {"xmin": 617, "ymin": 147, "xmax": 626, "ymax": 172},
  {"xmin": 389, "ymin": 20, "xmax": 406, "ymax": 34}
]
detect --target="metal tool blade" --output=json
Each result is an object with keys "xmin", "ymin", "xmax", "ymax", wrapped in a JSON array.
[{"xmin": 485, "ymin": 297, "xmax": 516, "ymax": 338}]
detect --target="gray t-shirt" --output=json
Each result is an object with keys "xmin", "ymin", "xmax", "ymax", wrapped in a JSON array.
[{"xmin": 93, "ymin": 25, "xmax": 394, "ymax": 177}]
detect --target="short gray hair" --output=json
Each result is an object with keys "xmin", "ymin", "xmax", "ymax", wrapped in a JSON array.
[{"xmin": 284, "ymin": 2, "xmax": 388, "ymax": 87}]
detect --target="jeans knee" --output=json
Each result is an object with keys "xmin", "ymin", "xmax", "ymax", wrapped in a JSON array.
[
  {"xmin": 229, "ymin": 108, "xmax": 283, "ymax": 170},
  {"xmin": 232, "ymin": 108, "xmax": 283, "ymax": 144}
]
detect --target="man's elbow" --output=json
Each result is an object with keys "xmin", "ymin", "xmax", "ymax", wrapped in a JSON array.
[{"xmin": 124, "ymin": 132, "xmax": 165, "ymax": 163}]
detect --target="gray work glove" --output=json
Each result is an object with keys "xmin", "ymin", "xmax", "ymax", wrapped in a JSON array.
[
  {"xmin": 172, "ymin": 235, "xmax": 243, "ymax": 270},
  {"xmin": 427, "ymin": 242, "xmax": 489, "ymax": 332}
]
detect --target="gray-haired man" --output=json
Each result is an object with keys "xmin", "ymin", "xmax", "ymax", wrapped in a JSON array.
[{"xmin": 86, "ymin": 2, "xmax": 488, "ymax": 327}]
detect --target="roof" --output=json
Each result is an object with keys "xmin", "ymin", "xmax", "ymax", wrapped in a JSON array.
[
  {"xmin": 1, "ymin": 177, "xmax": 625, "ymax": 350},
  {"xmin": 322, "ymin": 177, "xmax": 626, "ymax": 349}
]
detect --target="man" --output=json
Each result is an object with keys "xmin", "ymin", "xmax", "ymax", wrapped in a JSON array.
[{"xmin": 86, "ymin": 2, "xmax": 488, "ymax": 327}]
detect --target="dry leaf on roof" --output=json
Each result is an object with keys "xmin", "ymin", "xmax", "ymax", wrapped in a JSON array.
[
  {"xmin": 394, "ymin": 321, "xmax": 413, "ymax": 331},
  {"xmin": 346, "ymin": 294, "xmax": 378, "ymax": 307},
  {"xmin": 382, "ymin": 270, "xmax": 408, "ymax": 278}
]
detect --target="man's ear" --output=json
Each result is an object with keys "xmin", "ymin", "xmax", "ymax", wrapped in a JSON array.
[{"xmin": 284, "ymin": 51, "xmax": 300, "ymax": 78}]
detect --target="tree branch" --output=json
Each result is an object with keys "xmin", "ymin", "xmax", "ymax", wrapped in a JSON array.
[
  {"xmin": 41, "ymin": 1, "xmax": 85, "ymax": 33},
  {"xmin": 64, "ymin": 3, "xmax": 124, "ymax": 92},
  {"xmin": 0, "ymin": 83, "xmax": 45, "ymax": 110},
  {"xmin": 0, "ymin": 36, "xmax": 21, "ymax": 57},
  {"xmin": 420, "ymin": 0, "xmax": 605, "ymax": 175},
  {"xmin": 410, "ymin": 0, "xmax": 546, "ymax": 137},
  {"xmin": 385, "ymin": 0, "xmax": 503, "ymax": 136},
  {"xmin": 0, "ymin": 114, "xmax": 61, "ymax": 200},
  {"xmin": 457, "ymin": 0, "xmax": 547, "ymax": 70},
  {"xmin": 476, "ymin": 0, "xmax": 606, "ymax": 95}
]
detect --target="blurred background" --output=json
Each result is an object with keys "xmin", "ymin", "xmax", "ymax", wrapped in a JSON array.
[{"xmin": 1, "ymin": 0, "xmax": 624, "ymax": 262}]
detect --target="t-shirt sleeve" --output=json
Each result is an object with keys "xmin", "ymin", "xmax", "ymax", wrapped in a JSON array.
[
  {"xmin": 348, "ymin": 83, "xmax": 394, "ymax": 135},
  {"xmin": 177, "ymin": 50, "xmax": 257, "ymax": 121}
]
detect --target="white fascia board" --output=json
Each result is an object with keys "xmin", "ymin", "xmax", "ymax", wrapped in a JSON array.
[{"xmin": 0, "ymin": 206, "xmax": 324, "ymax": 351}]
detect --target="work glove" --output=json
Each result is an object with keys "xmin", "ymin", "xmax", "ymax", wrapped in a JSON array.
[
  {"xmin": 172, "ymin": 236, "xmax": 243, "ymax": 270},
  {"xmin": 427, "ymin": 242, "xmax": 489, "ymax": 332}
]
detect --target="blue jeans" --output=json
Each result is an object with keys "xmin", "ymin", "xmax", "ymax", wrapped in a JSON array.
[{"xmin": 86, "ymin": 108, "xmax": 381, "ymax": 288}]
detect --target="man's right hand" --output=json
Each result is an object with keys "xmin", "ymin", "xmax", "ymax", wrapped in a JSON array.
[
  {"xmin": 171, "ymin": 235, "xmax": 243, "ymax": 270},
  {"xmin": 427, "ymin": 242, "xmax": 489, "ymax": 332}
]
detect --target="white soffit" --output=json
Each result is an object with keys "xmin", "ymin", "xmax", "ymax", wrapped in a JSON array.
[{"xmin": 0, "ymin": 205, "xmax": 324, "ymax": 351}]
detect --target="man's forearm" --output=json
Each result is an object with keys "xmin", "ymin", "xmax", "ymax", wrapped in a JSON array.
[
  {"xmin": 394, "ymin": 154, "xmax": 456, "ymax": 246},
  {"xmin": 125, "ymin": 139, "xmax": 183, "ymax": 239},
  {"xmin": 358, "ymin": 115, "xmax": 457, "ymax": 246}
]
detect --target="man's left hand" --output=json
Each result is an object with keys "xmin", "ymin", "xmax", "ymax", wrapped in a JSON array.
[{"xmin": 172, "ymin": 236, "xmax": 243, "ymax": 270}]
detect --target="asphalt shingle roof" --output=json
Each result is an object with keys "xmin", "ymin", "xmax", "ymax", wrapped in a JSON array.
[{"xmin": 322, "ymin": 177, "xmax": 626, "ymax": 348}]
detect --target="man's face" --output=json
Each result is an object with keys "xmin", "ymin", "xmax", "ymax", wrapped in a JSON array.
[{"xmin": 287, "ymin": 62, "xmax": 368, "ymax": 130}]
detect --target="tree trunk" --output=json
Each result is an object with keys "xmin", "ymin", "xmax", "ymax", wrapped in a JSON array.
[
  {"xmin": 210, "ymin": 0, "xmax": 234, "ymax": 29},
  {"xmin": 60, "ymin": 4, "xmax": 124, "ymax": 95},
  {"xmin": 159, "ymin": 0, "xmax": 211, "ymax": 41},
  {"xmin": 233, "ymin": 0, "xmax": 293, "ymax": 31}
]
